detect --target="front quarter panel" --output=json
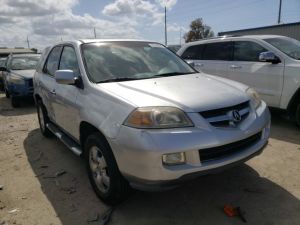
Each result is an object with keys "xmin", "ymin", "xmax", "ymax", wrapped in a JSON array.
[
  {"xmin": 78, "ymin": 84, "xmax": 135, "ymax": 140},
  {"xmin": 280, "ymin": 62, "xmax": 300, "ymax": 109}
]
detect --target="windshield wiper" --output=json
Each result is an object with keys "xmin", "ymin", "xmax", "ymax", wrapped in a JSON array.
[
  {"xmin": 97, "ymin": 77, "xmax": 139, "ymax": 83},
  {"xmin": 154, "ymin": 72, "xmax": 196, "ymax": 77}
]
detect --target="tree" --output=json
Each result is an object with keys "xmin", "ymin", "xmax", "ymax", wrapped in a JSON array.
[{"xmin": 184, "ymin": 18, "xmax": 214, "ymax": 43}]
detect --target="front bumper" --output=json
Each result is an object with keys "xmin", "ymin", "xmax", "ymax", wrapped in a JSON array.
[
  {"xmin": 109, "ymin": 102, "xmax": 271, "ymax": 191},
  {"xmin": 7, "ymin": 79, "xmax": 34, "ymax": 97}
]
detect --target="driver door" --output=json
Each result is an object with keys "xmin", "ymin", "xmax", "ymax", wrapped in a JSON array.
[{"xmin": 53, "ymin": 45, "xmax": 81, "ymax": 140}]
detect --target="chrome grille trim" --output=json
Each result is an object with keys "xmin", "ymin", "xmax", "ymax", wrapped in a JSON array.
[{"xmin": 199, "ymin": 101, "xmax": 250, "ymax": 127}]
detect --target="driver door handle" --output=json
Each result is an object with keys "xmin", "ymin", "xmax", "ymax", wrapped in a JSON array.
[
  {"xmin": 230, "ymin": 65, "xmax": 242, "ymax": 69},
  {"xmin": 50, "ymin": 89, "xmax": 56, "ymax": 95},
  {"xmin": 195, "ymin": 62, "xmax": 204, "ymax": 67}
]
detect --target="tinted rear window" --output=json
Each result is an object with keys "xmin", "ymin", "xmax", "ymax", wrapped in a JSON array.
[
  {"xmin": 202, "ymin": 42, "xmax": 232, "ymax": 60},
  {"xmin": 181, "ymin": 45, "xmax": 204, "ymax": 60}
]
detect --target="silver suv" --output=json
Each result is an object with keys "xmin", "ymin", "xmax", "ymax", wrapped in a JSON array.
[
  {"xmin": 34, "ymin": 40, "xmax": 270, "ymax": 204},
  {"xmin": 178, "ymin": 35, "xmax": 300, "ymax": 126}
]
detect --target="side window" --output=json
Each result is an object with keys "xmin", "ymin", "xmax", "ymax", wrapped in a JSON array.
[
  {"xmin": 202, "ymin": 42, "xmax": 232, "ymax": 61},
  {"xmin": 234, "ymin": 41, "xmax": 267, "ymax": 62},
  {"xmin": 181, "ymin": 45, "xmax": 204, "ymax": 60},
  {"xmin": 44, "ymin": 46, "xmax": 62, "ymax": 76},
  {"xmin": 59, "ymin": 46, "xmax": 80, "ymax": 76}
]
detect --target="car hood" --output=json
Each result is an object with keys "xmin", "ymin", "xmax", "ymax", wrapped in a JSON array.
[
  {"xmin": 99, "ymin": 73, "xmax": 249, "ymax": 112},
  {"xmin": 11, "ymin": 70, "xmax": 36, "ymax": 79}
]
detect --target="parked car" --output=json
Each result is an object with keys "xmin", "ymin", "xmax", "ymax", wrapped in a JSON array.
[
  {"xmin": 0, "ymin": 57, "xmax": 7, "ymax": 91},
  {"xmin": 177, "ymin": 35, "xmax": 300, "ymax": 126},
  {"xmin": 0, "ymin": 54, "xmax": 40, "ymax": 107},
  {"xmin": 167, "ymin": 44, "xmax": 181, "ymax": 53},
  {"xmin": 34, "ymin": 40, "xmax": 270, "ymax": 204}
]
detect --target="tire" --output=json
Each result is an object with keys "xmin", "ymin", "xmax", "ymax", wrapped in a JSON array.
[
  {"xmin": 296, "ymin": 103, "xmax": 300, "ymax": 127},
  {"xmin": 84, "ymin": 133, "xmax": 130, "ymax": 205},
  {"xmin": 37, "ymin": 100, "xmax": 53, "ymax": 137},
  {"xmin": 5, "ymin": 89, "xmax": 10, "ymax": 98},
  {"xmin": 11, "ymin": 96, "xmax": 20, "ymax": 108}
]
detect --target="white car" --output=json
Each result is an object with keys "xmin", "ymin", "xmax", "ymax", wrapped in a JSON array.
[
  {"xmin": 34, "ymin": 40, "xmax": 270, "ymax": 204},
  {"xmin": 178, "ymin": 35, "xmax": 300, "ymax": 126}
]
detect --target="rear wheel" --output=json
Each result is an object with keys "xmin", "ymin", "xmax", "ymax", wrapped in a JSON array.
[
  {"xmin": 11, "ymin": 96, "xmax": 20, "ymax": 108},
  {"xmin": 84, "ymin": 133, "xmax": 130, "ymax": 205},
  {"xmin": 37, "ymin": 100, "xmax": 53, "ymax": 137}
]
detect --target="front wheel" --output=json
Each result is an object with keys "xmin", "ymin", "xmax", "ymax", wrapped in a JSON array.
[
  {"xmin": 84, "ymin": 133, "xmax": 130, "ymax": 205},
  {"xmin": 37, "ymin": 100, "xmax": 53, "ymax": 137},
  {"xmin": 11, "ymin": 96, "xmax": 20, "ymax": 108},
  {"xmin": 5, "ymin": 88, "xmax": 10, "ymax": 98}
]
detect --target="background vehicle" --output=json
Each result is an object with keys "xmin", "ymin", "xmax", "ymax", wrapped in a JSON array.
[
  {"xmin": 0, "ymin": 57, "xmax": 7, "ymax": 91},
  {"xmin": 167, "ymin": 44, "xmax": 181, "ymax": 53},
  {"xmin": 34, "ymin": 40, "xmax": 270, "ymax": 204},
  {"xmin": 0, "ymin": 54, "xmax": 40, "ymax": 107},
  {"xmin": 178, "ymin": 35, "xmax": 300, "ymax": 126}
]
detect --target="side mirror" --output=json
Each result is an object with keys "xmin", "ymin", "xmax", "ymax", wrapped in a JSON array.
[
  {"xmin": 55, "ymin": 70, "xmax": 76, "ymax": 85},
  {"xmin": 185, "ymin": 60, "xmax": 195, "ymax": 67},
  {"xmin": 259, "ymin": 51, "xmax": 281, "ymax": 64},
  {"xmin": 0, "ymin": 67, "xmax": 7, "ymax": 72}
]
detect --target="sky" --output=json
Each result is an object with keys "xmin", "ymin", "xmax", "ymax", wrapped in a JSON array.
[{"xmin": 0, "ymin": 0, "xmax": 299, "ymax": 49}]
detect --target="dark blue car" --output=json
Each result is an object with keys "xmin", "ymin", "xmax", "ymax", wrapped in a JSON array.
[{"xmin": 0, "ymin": 54, "xmax": 40, "ymax": 107}]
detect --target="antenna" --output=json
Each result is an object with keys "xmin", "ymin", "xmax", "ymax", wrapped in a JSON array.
[
  {"xmin": 164, "ymin": 6, "xmax": 167, "ymax": 45},
  {"xmin": 179, "ymin": 27, "xmax": 182, "ymax": 46},
  {"xmin": 26, "ymin": 36, "xmax": 30, "ymax": 48},
  {"xmin": 94, "ymin": 27, "xmax": 97, "ymax": 39},
  {"xmin": 277, "ymin": 0, "xmax": 282, "ymax": 24}
]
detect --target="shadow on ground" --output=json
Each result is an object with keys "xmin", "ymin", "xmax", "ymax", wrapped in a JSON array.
[
  {"xmin": 24, "ymin": 128, "xmax": 300, "ymax": 225},
  {"xmin": 270, "ymin": 109, "xmax": 300, "ymax": 145},
  {"xmin": 0, "ymin": 94, "xmax": 36, "ymax": 116}
]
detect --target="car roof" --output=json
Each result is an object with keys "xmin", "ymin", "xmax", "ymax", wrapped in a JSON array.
[
  {"xmin": 79, "ymin": 39, "xmax": 158, "ymax": 44},
  {"xmin": 53, "ymin": 39, "xmax": 161, "ymax": 46},
  {"xmin": 11, "ymin": 53, "xmax": 40, "ymax": 58},
  {"xmin": 182, "ymin": 35, "xmax": 288, "ymax": 46}
]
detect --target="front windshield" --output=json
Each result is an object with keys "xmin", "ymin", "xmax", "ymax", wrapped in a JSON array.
[
  {"xmin": 11, "ymin": 56, "xmax": 40, "ymax": 70},
  {"xmin": 81, "ymin": 42, "xmax": 196, "ymax": 83},
  {"xmin": 264, "ymin": 37, "xmax": 300, "ymax": 60}
]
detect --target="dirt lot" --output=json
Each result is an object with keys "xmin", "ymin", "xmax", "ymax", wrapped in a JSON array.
[{"xmin": 0, "ymin": 93, "xmax": 299, "ymax": 225}]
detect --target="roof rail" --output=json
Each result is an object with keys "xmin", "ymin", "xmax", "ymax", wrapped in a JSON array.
[{"xmin": 189, "ymin": 35, "xmax": 242, "ymax": 42}]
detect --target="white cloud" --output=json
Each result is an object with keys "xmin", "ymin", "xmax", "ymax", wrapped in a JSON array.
[
  {"xmin": 0, "ymin": 0, "xmax": 140, "ymax": 49},
  {"xmin": 156, "ymin": 0, "xmax": 177, "ymax": 9},
  {"xmin": 167, "ymin": 23, "xmax": 187, "ymax": 32},
  {"xmin": 0, "ymin": 0, "xmax": 178, "ymax": 49},
  {"xmin": 0, "ymin": 0, "xmax": 78, "ymax": 17},
  {"xmin": 102, "ymin": 0, "xmax": 164, "ymax": 25}
]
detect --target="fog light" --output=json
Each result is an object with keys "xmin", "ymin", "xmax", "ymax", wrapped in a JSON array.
[{"xmin": 162, "ymin": 152, "xmax": 186, "ymax": 165}]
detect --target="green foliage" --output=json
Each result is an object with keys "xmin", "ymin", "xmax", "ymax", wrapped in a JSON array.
[{"xmin": 184, "ymin": 18, "xmax": 214, "ymax": 43}]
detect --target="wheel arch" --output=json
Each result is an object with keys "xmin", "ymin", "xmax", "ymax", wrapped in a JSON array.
[
  {"xmin": 287, "ymin": 87, "xmax": 300, "ymax": 119},
  {"xmin": 79, "ymin": 121, "xmax": 111, "ymax": 157}
]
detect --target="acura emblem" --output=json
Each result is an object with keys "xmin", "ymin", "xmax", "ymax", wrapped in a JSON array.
[{"xmin": 232, "ymin": 110, "xmax": 241, "ymax": 122}]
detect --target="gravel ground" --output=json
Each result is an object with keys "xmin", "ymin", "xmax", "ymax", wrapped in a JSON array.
[{"xmin": 0, "ymin": 93, "xmax": 299, "ymax": 225}]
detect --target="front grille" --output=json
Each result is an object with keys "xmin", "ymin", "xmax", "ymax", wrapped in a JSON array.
[
  {"xmin": 199, "ymin": 132, "xmax": 262, "ymax": 162},
  {"xmin": 199, "ymin": 101, "xmax": 250, "ymax": 127},
  {"xmin": 27, "ymin": 79, "xmax": 33, "ymax": 87}
]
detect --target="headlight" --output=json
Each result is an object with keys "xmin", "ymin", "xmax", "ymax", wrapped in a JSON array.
[
  {"xmin": 7, "ymin": 74, "xmax": 25, "ymax": 85},
  {"xmin": 246, "ymin": 88, "xmax": 261, "ymax": 109},
  {"xmin": 124, "ymin": 106, "xmax": 194, "ymax": 129}
]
